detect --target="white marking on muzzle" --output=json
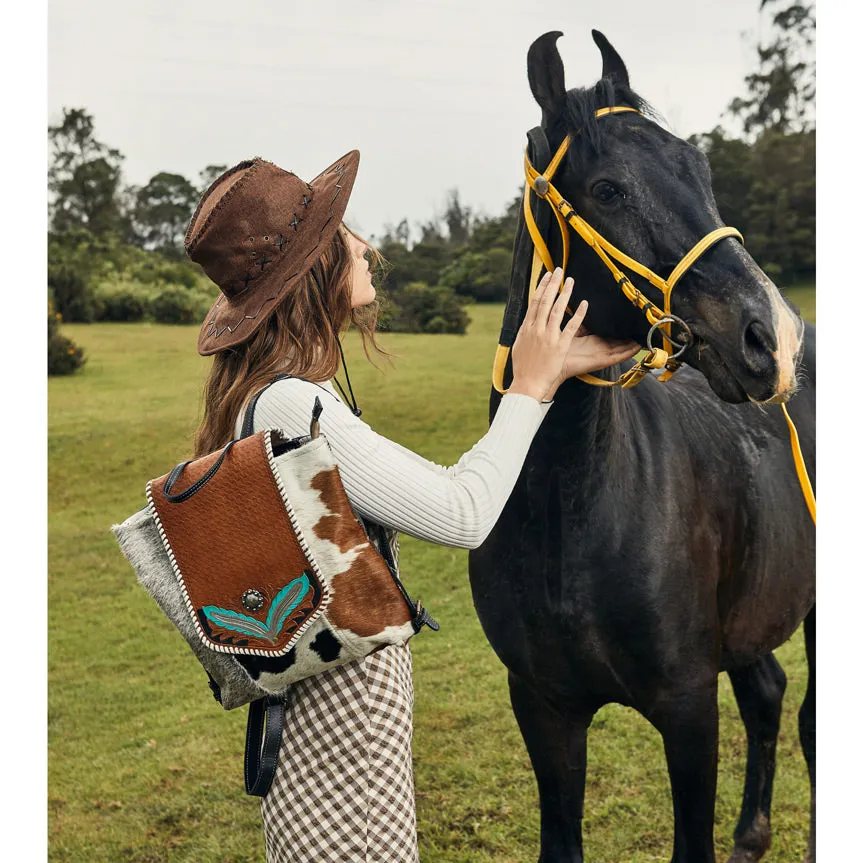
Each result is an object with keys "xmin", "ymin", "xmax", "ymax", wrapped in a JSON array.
[
  {"xmin": 763, "ymin": 278, "xmax": 802, "ymax": 402},
  {"xmin": 739, "ymin": 252, "xmax": 803, "ymax": 403}
]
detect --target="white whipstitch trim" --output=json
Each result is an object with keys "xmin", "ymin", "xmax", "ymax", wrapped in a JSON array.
[{"xmin": 143, "ymin": 430, "xmax": 330, "ymax": 658}]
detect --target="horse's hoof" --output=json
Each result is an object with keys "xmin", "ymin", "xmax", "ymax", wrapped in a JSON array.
[{"xmin": 727, "ymin": 814, "xmax": 771, "ymax": 863}]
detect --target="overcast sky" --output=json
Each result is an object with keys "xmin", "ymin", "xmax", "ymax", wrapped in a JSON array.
[{"xmin": 48, "ymin": 0, "xmax": 770, "ymax": 241}]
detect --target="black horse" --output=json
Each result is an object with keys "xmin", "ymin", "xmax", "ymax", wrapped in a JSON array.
[{"xmin": 468, "ymin": 31, "xmax": 815, "ymax": 863}]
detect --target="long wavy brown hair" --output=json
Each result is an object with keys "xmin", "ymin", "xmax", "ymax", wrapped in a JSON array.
[{"xmin": 193, "ymin": 225, "xmax": 390, "ymax": 457}]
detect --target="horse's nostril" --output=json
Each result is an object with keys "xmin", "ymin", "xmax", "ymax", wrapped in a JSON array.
[
  {"xmin": 742, "ymin": 319, "xmax": 777, "ymax": 376},
  {"xmin": 746, "ymin": 320, "xmax": 777, "ymax": 353}
]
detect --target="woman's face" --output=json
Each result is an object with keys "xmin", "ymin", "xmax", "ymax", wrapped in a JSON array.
[{"xmin": 346, "ymin": 229, "xmax": 376, "ymax": 308}]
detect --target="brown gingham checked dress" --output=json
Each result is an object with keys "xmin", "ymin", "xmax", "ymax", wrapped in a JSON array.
[
  {"xmin": 260, "ymin": 536, "xmax": 420, "ymax": 863},
  {"xmin": 242, "ymin": 375, "xmax": 553, "ymax": 862}
]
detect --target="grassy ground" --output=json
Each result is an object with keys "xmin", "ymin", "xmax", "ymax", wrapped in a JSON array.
[
  {"xmin": 782, "ymin": 281, "xmax": 816, "ymax": 323},
  {"xmin": 49, "ymin": 292, "xmax": 815, "ymax": 862}
]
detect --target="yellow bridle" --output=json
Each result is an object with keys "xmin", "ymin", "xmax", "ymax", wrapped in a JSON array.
[
  {"xmin": 491, "ymin": 106, "xmax": 815, "ymax": 523},
  {"xmin": 494, "ymin": 106, "xmax": 743, "ymax": 390}
]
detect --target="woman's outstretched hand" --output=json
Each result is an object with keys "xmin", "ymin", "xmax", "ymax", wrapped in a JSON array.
[{"xmin": 508, "ymin": 267, "xmax": 640, "ymax": 403}]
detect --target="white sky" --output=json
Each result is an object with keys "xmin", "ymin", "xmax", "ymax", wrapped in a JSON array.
[{"xmin": 48, "ymin": 0, "xmax": 769, "ymax": 240}]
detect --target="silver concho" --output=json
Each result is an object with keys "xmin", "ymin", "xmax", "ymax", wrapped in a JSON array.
[{"xmin": 241, "ymin": 589, "xmax": 266, "ymax": 612}]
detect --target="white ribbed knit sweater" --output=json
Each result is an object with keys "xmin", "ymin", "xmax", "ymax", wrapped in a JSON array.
[{"xmin": 235, "ymin": 376, "xmax": 554, "ymax": 550}]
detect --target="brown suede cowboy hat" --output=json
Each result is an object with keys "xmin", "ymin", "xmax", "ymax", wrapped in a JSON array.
[{"xmin": 185, "ymin": 150, "xmax": 360, "ymax": 356}]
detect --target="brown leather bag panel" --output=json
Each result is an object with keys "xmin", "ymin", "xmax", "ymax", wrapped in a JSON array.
[
  {"xmin": 148, "ymin": 433, "xmax": 322, "ymax": 652},
  {"xmin": 308, "ymin": 465, "xmax": 412, "ymax": 636}
]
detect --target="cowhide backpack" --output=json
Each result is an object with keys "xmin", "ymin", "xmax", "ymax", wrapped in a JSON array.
[{"xmin": 112, "ymin": 374, "xmax": 438, "ymax": 796}]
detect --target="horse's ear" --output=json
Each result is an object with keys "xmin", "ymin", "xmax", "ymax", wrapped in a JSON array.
[
  {"xmin": 591, "ymin": 30, "xmax": 630, "ymax": 88},
  {"xmin": 527, "ymin": 31, "xmax": 566, "ymax": 126}
]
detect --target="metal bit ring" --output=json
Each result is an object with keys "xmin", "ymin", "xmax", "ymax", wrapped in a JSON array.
[{"xmin": 647, "ymin": 315, "xmax": 693, "ymax": 360}]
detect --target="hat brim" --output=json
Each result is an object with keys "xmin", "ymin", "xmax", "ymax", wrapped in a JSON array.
[{"xmin": 196, "ymin": 149, "xmax": 360, "ymax": 356}]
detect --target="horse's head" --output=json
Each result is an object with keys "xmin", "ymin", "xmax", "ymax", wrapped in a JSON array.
[{"xmin": 523, "ymin": 30, "xmax": 804, "ymax": 404}]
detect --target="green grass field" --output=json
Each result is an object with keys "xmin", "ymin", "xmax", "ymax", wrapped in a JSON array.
[{"xmin": 49, "ymin": 294, "xmax": 815, "ymax": 862}]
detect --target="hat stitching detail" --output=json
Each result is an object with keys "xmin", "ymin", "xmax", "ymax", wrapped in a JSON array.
[
  {"xmin": 185, "ymin": 159, "xmax": 264, "ymax": 254},
  {"xmin": 203, "ymin": 162, "xmax": 349, "ymax": 340},
  {"xmin": 185, "ymin": 160, "xmax": 255, "ymax": 250}
]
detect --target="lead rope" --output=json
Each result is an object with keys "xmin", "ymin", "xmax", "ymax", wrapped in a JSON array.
[{"xmin": 781, "ymin": 402, "xmax": 816, "ymax": 523}]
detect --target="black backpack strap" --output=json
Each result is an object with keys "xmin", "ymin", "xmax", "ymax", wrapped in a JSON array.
[
  {"xmin": 364, "ymin": 519, "xmax": 440, "ymax": 635},
  {"xmin": 244, "ymin": 695, "xmax": 286, "ymax": 797},
  {"xmin": 241, "ymin": 373, "xmax": 293, "ymax": 438},
  {"xmin": 240, "ymin": 374, "xmax": 293, "ymax": 797}
]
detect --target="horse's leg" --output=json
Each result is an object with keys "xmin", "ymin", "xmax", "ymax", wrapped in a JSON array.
[
  {"xmin": 799, "ymin": 607, "xmax": 815, "ymax": 863},
  {"xmin": 509, "ymin": 671, "xmax": 594, "ymax": 863},
  {"xmin": 726, "ymin": 654, "xmax": 787, "ymax": 863},
  {"xmin": 651, "ymin": 679, "xmax": 719, "ymax": 863}
]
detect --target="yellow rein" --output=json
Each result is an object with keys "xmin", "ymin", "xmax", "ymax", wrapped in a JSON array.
[
  {"xmin": 491, "ymin": 105, "xmax": 815, "ymax": 523},
  {"xmin": 781, "ymin": 402, "xmax": 816, "ymax": 523}
]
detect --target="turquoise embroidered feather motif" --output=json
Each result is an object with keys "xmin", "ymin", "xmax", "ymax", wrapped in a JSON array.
[{"xmin": 201, "ymin": 572, "xmax": 312, "ymax": 644}]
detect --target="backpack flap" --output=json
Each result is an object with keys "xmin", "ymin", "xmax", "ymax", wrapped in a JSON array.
[{"xmin": 146, "ymin": 429, "xmax": 329, "ymax": 657}]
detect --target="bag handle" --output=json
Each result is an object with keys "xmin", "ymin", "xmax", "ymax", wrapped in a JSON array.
[
  {"xmin": 161, "ymin": 374, "xmax": 295, "ymax": 505},
  {"xmin": 161, "ymin": 440, "xmax": 238, "ymax": 503}
]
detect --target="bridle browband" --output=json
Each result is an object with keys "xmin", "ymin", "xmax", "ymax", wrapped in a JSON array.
[{"xmin": 491, "ymin": 105, "xmax": 815, "ymax": 523}]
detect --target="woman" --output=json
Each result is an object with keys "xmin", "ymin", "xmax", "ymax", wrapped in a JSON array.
[{"xmin": 186, "ymin": 151, "xmax": 638, "ymax": 862}]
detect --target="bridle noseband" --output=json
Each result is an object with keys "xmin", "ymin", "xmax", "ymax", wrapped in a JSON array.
[{"xmin": 491, "ymin": 105, "xmax": 815, "ymax": 524}]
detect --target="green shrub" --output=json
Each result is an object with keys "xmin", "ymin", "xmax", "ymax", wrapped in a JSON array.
[
  {"xmin": 439, "ymin": 248, "xmax": 512, "ymax": 302},
  {"xmin": 93, "ymin": 280, "xmax": 150, "ymax": 322},
  {"xmin": 424, "ymin": 315, "xmax": 451, "ymax": 334},
  {"xmin": 48, "ymin": 298, "xmax": 86, "ymax": 376},
  {"xmin": 47, "ymin": 228, "xmax": 118, "ymax": 322},
  {"xmin": 384, "ymin": 282, "xmax": 470, "ymax": 334},
  {"xmin": 130, "ymin": 255, "xmax": 201, "ymax": 289},
  {"xmin": 48, "ymin": 260, "xmax": 98, "ymax": 322},
  {"xmin": 149, "ymin": 285, "xmax": 213, "ymax": 324}
]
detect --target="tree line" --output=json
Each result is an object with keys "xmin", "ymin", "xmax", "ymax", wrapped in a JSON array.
[
  {"xmin": 376, "ymin": 0, "xmax": 814, "ymax": 297},
  {"xmin": 49, "ymin": 0, "xmax": 813, "ymax": 373}
]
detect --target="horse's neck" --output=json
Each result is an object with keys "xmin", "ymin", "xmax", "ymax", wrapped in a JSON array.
[
  {"xmin": 493, "ymin": 371, "xmax": 628, "ymax": 453},
  {"xmin": 549, "ymin": 374, "xmax": 630, "ymax": 451}
]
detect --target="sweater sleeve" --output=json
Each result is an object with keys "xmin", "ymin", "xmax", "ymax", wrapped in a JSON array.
[{"xmin": 246, "ymin": 378, "xmax": 553, "ymax": 550}]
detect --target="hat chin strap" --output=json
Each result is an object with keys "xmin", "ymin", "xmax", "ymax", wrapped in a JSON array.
[
  {"xmin": 308, "ymin": 269, "xmax": 362, "ymax": 417},
  {"xmin": 332, "ymin": 336, "xmax": 362, "ymax": 417}
]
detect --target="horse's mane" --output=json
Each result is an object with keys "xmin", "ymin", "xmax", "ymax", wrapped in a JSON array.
[{"xmin": 562, "ymin": 79, "xmax": 664, "ymax": 169}]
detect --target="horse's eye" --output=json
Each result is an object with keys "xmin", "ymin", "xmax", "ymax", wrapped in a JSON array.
[{"xmin": 592, "ymin": 181, "xmax": 623, "ymax": 203}]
